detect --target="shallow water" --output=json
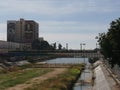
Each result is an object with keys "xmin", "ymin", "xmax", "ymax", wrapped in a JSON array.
[
  {"xmin": 46, "ymin": 57, "xmax": 92, "ymax": 90},
  {"xmin": 46, "ymin": 57, "xmax": 88, "ymax": 64},
  {"xmin": 73, "ymin": 68, "xmax": 92, "ymax": 90}
]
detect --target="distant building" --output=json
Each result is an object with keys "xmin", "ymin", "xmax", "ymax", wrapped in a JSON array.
[
  {"xmin": 0, "ymin": 40, "xmax": 19, "ymax": 49},
  {"xmin": 38, "ymin": 37, "xmax": 44, "ymax": 42},
  {"xmin": 0, "ymin": 40, "xmax": 29, "ymax": 53},
  {"xmin": 7, "ymin": 18, "xmax": 39, "ymax": 44}
]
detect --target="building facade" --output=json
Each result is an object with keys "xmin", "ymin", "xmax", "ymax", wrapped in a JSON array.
[
  {"xmin": 7, "ymin": 18, "xmax": 39, "ymax": 44},
  {"xmin": 0, "ymin": 40, "xmax": 29, "ymax": 53}
]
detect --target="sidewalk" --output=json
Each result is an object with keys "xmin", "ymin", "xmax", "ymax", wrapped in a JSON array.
[{"xmin": 93, "ymin": 61, "xmax": 120, "ymax": 90}]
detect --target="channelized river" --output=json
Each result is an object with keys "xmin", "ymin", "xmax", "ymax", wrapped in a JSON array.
[
  {"xmin": 46, "ymin": 57, "xmax": 88, "ymax": 64},
  {"xmin": 46, "ymin": 58, "xmax": 92, "ymax": 90}
]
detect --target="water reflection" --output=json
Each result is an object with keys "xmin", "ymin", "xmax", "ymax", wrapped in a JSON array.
[
  {"xmin": 46, "ymin": 58, "xmax": 88, "ymax": 64},
  {"xmin": 73, "ymin": 69, "xmax": 92, "ymax": 90}
]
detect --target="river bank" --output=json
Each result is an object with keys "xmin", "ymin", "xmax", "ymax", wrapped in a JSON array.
[
  {"xmin": 0, "ymin": 63, "xmax": 85, "ymax": 90},
  {"xmin": 0, "ymin": 57, "xmax": 87, "ymax": 90},
  {"xmin": 0, "ymin": 55, "xmax": 62, "ymax": 69},
  {"xmin": 24, "ymin": 64, "xmax": 85, "ymax": 90}
]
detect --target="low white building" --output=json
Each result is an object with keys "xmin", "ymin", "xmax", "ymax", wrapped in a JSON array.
[{"xmin": 0, "ymin": 40, "xmax": 30, "ymax": 53}]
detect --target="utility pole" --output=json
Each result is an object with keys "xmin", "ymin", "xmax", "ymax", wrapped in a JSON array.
[
  {"xmin": 80, "ymin": 43, "xmax": 82, "ymax": 51},
  {"xmin": 82, "ymin": 43, "xmax": 86, "ymax": 87},
  {"xmin": 80, "ymin": 43, "xmax": 86, "ymax": 56},
  {"xmin": 66, "ymin": 43, "xmax": 68, "ymax": 50}
]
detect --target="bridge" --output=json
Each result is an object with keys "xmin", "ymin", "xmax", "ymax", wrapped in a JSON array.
[
  {"xmin": 0, "ymin": 49, "xmax": 103, "ymax": 58},
  {"xmin": 53, "ymin": 52, "xmax": 103, "ymax": 58},
  {"xmin": 32, "ymin": 63, "xmax": 75, "ymax": 68}
]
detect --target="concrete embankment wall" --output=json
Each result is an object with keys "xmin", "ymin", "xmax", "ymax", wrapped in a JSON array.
[
  {"xmin": 93, "ymin": 65, "xmax": 111, "ymax": 90},
  {"xmin": 93, "ymin": 62, "xmax": 120, "ymax": 90}
]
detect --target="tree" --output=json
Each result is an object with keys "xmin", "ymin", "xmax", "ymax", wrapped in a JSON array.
[
  {"xmin": 98, "ymin": 18, "xmax": 120, "ymax": 66},
  {"xmin": 53, "ymin": 43, "xmax": 56, "ymax": 50},
  {"xmin": 31, "ymin": 39, "xmax": 40, "ymax": 50},
  {"xmin": 32, "ymin": 39, "xmax": 54, "ymax": 50},
  {"xmin": 98, "ymin": 33, "xmax": 112, "ymax": 59},
  {"xmin": 58, "ymin": 43, "xmax": 62, "ymax": 50},
  {"xmin": 89, "ymin": 58, "xmax": 98, "ymax": 64}
]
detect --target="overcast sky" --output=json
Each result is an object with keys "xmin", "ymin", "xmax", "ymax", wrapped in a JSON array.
[{"xmin": 0, "ymin": 0, "xmax": 120, "ymax": 49}]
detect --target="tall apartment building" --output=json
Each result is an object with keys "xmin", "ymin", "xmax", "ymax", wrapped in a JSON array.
[{"xmin": 7, "ymin": 18, "xmax": 39, "ymax": 44}]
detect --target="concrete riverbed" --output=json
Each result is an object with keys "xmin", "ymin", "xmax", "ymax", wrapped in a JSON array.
[{"xmin": 73, "ymin": 63, "xmax": 92, "ymax": 90}]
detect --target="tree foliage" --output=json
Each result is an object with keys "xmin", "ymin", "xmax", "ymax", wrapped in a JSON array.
[
  {"xmin": 58, "ymin": 43, "xmax": 62, "ymax": 50},
  {"xmin": 89, "ymin": 58, "xmax": 99, "ymax": 64},
  {"xmin": 31, "ymin": 39, "xmax": 54, "ymax": 50},
  {"xmin": 98, "ymin": 18, "xmax": 120, "ymax": 66}
]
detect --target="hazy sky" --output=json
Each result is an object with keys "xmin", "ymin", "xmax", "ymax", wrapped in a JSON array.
[{"xmin": 0, "ymin": 0, "xmax": 120, "ymax": 49}]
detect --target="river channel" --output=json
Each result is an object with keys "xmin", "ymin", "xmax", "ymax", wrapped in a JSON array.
[
  {"xmin": 46, "ymin": 57, "xmax": 88, "ymax": 64},
  {"xmin": 45, "ymin": 58, "xmax": 92, "ymax": 90}
]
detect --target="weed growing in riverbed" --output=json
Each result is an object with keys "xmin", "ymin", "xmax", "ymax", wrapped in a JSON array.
[
  {"xmin": 25, "ymin": 64, "xmax": 85, "ymax": 90},
  {"xmin": 0, "ymin": 68, "xmax": 53, "ymax": 90}
]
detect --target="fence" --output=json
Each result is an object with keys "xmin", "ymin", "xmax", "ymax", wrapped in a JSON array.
[{"xmin": 105, "ymin": 60, "xmax": 120, "ymax": 81}]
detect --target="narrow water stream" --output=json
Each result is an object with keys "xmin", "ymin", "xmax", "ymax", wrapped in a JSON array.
[
  {"xmin": 45, "ymin": 58, "xmax": 92, "ymax": 90},
  {"xmin": 73, "ymin": 65, "xmax": 92, "ymax": 90},
  {"xmin": 46, "ymin": 57, "xmax": 88, "ymax": 64}
]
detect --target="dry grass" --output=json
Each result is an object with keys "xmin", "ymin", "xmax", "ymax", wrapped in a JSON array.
[
  {"xmin": 0, "ymin": 68, "xmax": 53, "ymax": 90},
  {"xmin": 25, "ymin": 64, "xmax": 84, "ymax": 90}
]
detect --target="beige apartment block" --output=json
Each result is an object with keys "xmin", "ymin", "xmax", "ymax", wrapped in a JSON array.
[{"xmin": 7, "ymin": 18, "xmax": 39, "ymax": 44}]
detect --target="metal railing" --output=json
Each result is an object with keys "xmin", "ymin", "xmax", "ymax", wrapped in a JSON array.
[{"xmin": 105, "ymin": 60, "xmax": 120, "ymax": 83}]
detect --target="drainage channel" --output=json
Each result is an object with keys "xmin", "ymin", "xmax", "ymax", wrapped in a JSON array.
[{"xmin": 73, "ymin": 65, "xmax": 92, "ymax": 90}]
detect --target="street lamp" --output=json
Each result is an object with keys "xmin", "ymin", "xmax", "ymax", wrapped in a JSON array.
[
  {"xmin": 80, "ymin": 43, "xmax": 82, "ymax": 51},
  {"xmin": 83, "ymin": 43, "xmax": 86, "ymax": 64},
  {"xmin": 80, "ymin": 43, "xmax": 86, "ymax": 50},
  {"xmin": 80, "ymin": 43, "xmax": 86, "ymax": 56},
  {"xmin": 82, "ymin": 43, "xmax": 86, "ymax": 52},
  {"xmin": 66, "ymin": 43, "xmax": 68, "ymax": 50},
  {"xmin": 80, "ymin": 43, "xmax": 86, "ymax": 89}
]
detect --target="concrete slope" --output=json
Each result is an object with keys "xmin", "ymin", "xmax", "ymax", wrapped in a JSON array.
[{"xmin": 93, "ymin": 63, "xmax": 120, "ymax": 90}]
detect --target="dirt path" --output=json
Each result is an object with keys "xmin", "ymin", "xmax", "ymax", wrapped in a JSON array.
[{"xmin": 6, "ymin": 68, "xmax": 66, "ymax": 90}]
